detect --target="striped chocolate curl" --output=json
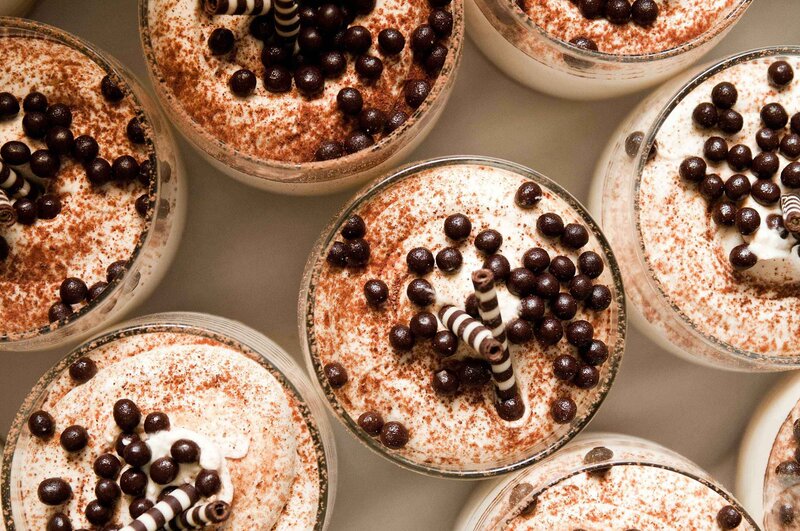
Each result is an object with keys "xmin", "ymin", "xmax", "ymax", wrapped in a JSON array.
[
  {"xmin": 273, "ymin": 0, "xmax": 300, "ymax": 40},
  {"xmin": 204, "ymin": 0, "xmax": 271, "ymax": 15},
  {"xmin": 120, "ymin": 484, "xmax": 200, "ymax": 531},
  {"xmin": 0, "ymin": 163, "xmax": 31, "ymax": 199},
  {"xmin": 782, "ymin": 194, "xmax": 800, "ymax": 234},
  {"xmin": 472, "ymin": 269, "xmax": 520, "ymax": 401},
  {"xmin": 164, "ymin": 501, "xmax": 232, "ymax": 530},
  {"xmin": 0, "ymin": 189, "xmax": 15, "ymax": 227},
  {"xmin": 437, "ymin": 305, "xmax": 504, "ymax": 363}
]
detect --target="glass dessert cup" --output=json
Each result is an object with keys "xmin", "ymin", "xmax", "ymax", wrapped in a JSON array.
[
  {"xmin": 465, "ymin": 0, "xmax": 751, "ymax": 100},
  {"xmin": 455, "ymin": 432, "xmax": 758, "ymax": 530},
  {"xmin": 138, "ymin": 0, "xmax": 464, "ymax": 196},
  {"xmin": 738, "ymin": 372, "xmax": 800, "ymax": 528},
  {"xmin": 0, "ymin": 18, "xmax": 186, "ymax": 352},
  {"xmin": 592, "ymin": 46, "xmax": 800, "ymax": 371},
  {"xmin": 300, "ymin": 155, "xmax": 626, "ymax": 478},
  {"xmin": 1, "ymin": 312, "xmax": 337, "ymax": 530}
]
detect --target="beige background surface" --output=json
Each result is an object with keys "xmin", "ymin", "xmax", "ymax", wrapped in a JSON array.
[{"xmin": 0, "ymin": 0, "xmax": 795, "ymax": 528}]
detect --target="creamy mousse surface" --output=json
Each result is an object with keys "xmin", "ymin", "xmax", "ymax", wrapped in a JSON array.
[
  {"xmin": 310, "ymin": 163, "xmax": 622, "ymax": 467},
  {"xmin": 11, "ymin": 330, "xmax": 325, "ymax": 530},
  {"xmin": 146, "ymin": 0, "xmax": 457, "ymax": 163},
  {"xmin": 522, "ymin": 0, "xmax": 737, "ymax": 55},
  {"xmin": 764, "ymin": 401, "xmax": 800, "ymax": 528},
  {"xmin": 0, "ymin": 36, "xmax": 151, "ymax": 336},
  {"xmin": 637, "ymin": 56, "xmax": 800, "ymax": 356}
]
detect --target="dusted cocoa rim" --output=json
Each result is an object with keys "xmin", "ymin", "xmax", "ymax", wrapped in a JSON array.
[
  {"xmin": 630, "ymin": 46, "xmax": 800, "ymax": 368},
  {"xmin": 0, "ymin": 17, "xmax": 164, "ymax": 346},
  {"xmin": 298, "ymin": 155, "xmax": 627, "ymax": 478},
  {"xmin": 137, "ymin": 0, "xmax": 466, "ymax": 185},
  {"xmin": 1, "ymin": 312, "xmax": 336, "ymax": 531}
]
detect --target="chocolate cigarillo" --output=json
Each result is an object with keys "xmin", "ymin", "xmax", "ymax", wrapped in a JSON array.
[
  {"xmin": 204, "ymin": 0, "xmax": 271, "ymax": 15},
  {"xmin": 273, "ymin": 0, "xmax": 300, "ymax": 40},
  {"xmin": 0, "ymin": 163, "xmax": 31, "ymax": 199},
  {"xmin": 164, "ymin": 501, "xmax": 232, "ymax": 530},
  {"xmin": 437, "ymin": 304, "xmax": 504, "ymax": 363},
  {"xmin": 121, "ymin": 484, "xmax": 200, "ymax": 531},
  {"xmin": 782, "ymin": 194, "xmax": 800, "ymax": 234},
  {"xmin": 0, "ymin": 189, "xmax": 15, "ymax": 227}
]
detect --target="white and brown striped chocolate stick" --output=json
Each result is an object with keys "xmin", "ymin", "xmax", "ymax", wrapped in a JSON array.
[
  {"xmin": 273, "ymin": 0, "xmax": 300, "ymax": 40},
  {"xmin": 164, "ymin": 501, "xmax": 232, "ymax": 530},
  {"xmin": 120, "ymin": 484, "xmax": 200, "ymax": 531},
  {"xmin": 472, "ymin": 269, "xmax": 520, "ymax": 402},
  {"xmin": 782, "ymin": 194, "xmax": 800, "ymax": 234},
  {"xmin": 438, "ymin": 305, "xmax": 504, "ymax": 364},
  {"xmin": 0, "ymin": 163, "xmax": 31, "ymax": 199},
  {"xmin": 0, "ymin": 189, "xmax": 15, "ymax": 227},
  {"xmin": 203, "ymin": 0, "xmax": 271, "ymax": 15}
]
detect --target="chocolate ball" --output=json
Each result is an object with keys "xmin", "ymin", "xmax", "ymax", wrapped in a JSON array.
[
  {"xmin": 536, "ymin": 316, "xmax": 563, "ymax": 345},
  {"xmin": 341, "ymin": 214, "xmax": 366, "ymax": 239},
  {"xmin": 507, "ymin": 268, "xmax": 536, "ymax": 297},
  {"xmin": 22, "ymin": 111, "xmax": 48, "ymax": 138},
  {"xmin": 389, "ymin": 324, "xmax": 415, "ymax": 351},
  {"xmin": 326, "ymin": 242, "xmax": 348, "ymax": 267},
  {"xmin": 725, "ymin": 174, "xmax": 751, "ymax": 201},
  {"xmin": 46, "ymin": 103, "xmax": 72, "ymax": 128},
  {"xmin": 580, "ymin": 339, "xmax": 609, "ymax": 366},
  {"xmin": 129, "ymin": 498, "xmax": 154, "ymax": 519},
  {"xmin": 320, "ymin": 51, "xmax": 347, "ymax": 78},
  {"xmin": 496, "ymin": 395, "xmax": 525, "ymax": 421},
  {"xmin": 781, "ymin": 133, "xmax": 800, "ymax": 160},
  {"xmin": 385, "ymin": 110, "xmax": 409, "ymax": 133},
  {"xmin": 60, "ymin": 425, "xmax": 89, "ymax": 453},
  {"xmin": 95, "ymin": 479, "xmax": 121, "ymax": 506},
  {"xmin": 359, "ymin": 107, "xmax": 387, "ymax": 135},
  {"xmin": 85, "ymin": 500, "xmax": 112, "ymax": 526},
  {"xmin": 523, "ymin": 247, "xmax": 551, "ymax": 273},
  {"xmin": 679, "ymin": 156, "xmax": 706, "ymax": 183},
  {"xmin": 23, "ymin": 91, "xmax": 47, "ymax": 112},
  {"xmin": 73, "ymin": 135, "xmax": 99, "ymax": 162},
  {"xmin": 562, "ymin": 224, "xmax": 590, "ymax": 249},
  {"xmin": 752, "ymin": 180, "xmax": 781, "ymax": 205},
  {"xmin": 37, "ymin": 194, "xmax": 62, "ymax": 219},
  {"xmin": 712, "ymin": 201, "xmax": 736, "ymax": 227},
  {"xmin": 436, "ymin": 247, "xmax": 463, "ymax": 273},
  {"xmin": 1, "ymin": 140, "xmax": 31, "ymax": 164},
  {"xmin": 358, "ymin": 411, "xmax": 384, "ymax": 436},
  {"xmin": 229, "ymin": 69, "xmax": 256, "ymax": 97},
  {"xmin": 718, "ymin": 109, "xmax": 743, "ymax": 135},
  {"xmin": 762, "ymin": 102, "xmax": 789, "ymax": 129},
  {"xmin": 88, "ymin": 281, "xmax": 108, "ymax": 302},
  {"xmin": 444, "ymin": 213, "xmax": 472, "ymax": 240},
  {"xmin": 142, "ymin": 412, "xmax": 170, "ymax": 435},
  {"xmin": 549, "ymin": 255, "xmax": 576, "ymax": 281},
  {"xmin": 410, "ymin": 312, "xmax": 438, "ymax": 339},
  {"xmin": 343, "ymin": 25, "xmax": 372, "ymax": 54},
  {"xmin": 46, "ymin": 513, "xmax": 71, "ymax": 531},
  {"xmin": 171, "ymin": 439, "xmax": 200, "ymax": 463},
  {"xmin": 730, "ymin": 244, "xmax": 757, "ymax": 270},
  {"xmin": 196, "ymin": 469, "xmax": 222, "ymax": 496},
  {"xmin": 315, "ymin": 141, "xmax": 344, "ymax": 161},
  {"xmin": 574, "ymin": 364, "xmax": 600, "ymax": 389},
  {"xmin": 429, "ymin": 9, "xmax": 454, "ymax": 36},
  {"xmin": 587, "ymin": 285, "xmax": 612, "ymax": 311},
  {"xmin": 407, "ymin": 247, "xmax": 435, "ymax": 275},
  {"xmin": 15, "ymin": 199, "xmax": 37, "ymax": 226},
  {"xmin": 703, "ymin": 136, "xmax": 728, "ymax": 162},
  {"xmin": 150, "ymin": 457, "xmax": 178, "ymax": 485},
  {"xmin": 355, "ymin": 55, "xmax": 384, "ymax": 80},
  {"xmin": 115, "ymin": 432, "xmax": 140, "ymax": 458},
  {"xmin": 119, "ymin": 468, "xmax": 147, "ymax": 497},
  {"xmin": 537, "ymin": 213, "xmax": 564, "ymax": 237},
  {"xmin": 769, "ymin": 60, "xmax": 795, "ymax": 86},
  {"xmin": 45, "ymin": 126, "xmax": 75, "ymax": 155},
  {"xmin": 483, "ymin": 254, "xmax": 511, "ymax": 282},
  {"xmin": 432, "ymin": 330, "xmax": 458, "ymax": 357},
  {"xmin": 757, "ymin": 127, "xmax": 781, "ymax": 151},
  {"xmin": 48, "ymin": 302, "xmax": 73, "ymax": 323},
  {"xmin": 126, "ymin": 117, "xmax": 146, "ymax": 144},
  {"xmin": 294, "ymin": 66, "xmax": 324, "ymax": 95},
  {"xmin": 699, "ymin": 174, "xmax": 724, "ymax": 201},
  {"xmin": 30, "ymin": 149, "xmax": 60, "ymax": 178},
  {"xmin": 552, "ymin": 293, "xmax": 578, "ymax": 320},
  {"xmin": 380, "ymin": 421, "xmax": 409, "ymax": 448},
  {"xmin": 344, "ymin": 131, "xmax": 375, "ymax": 154},
  {"xmin": 60, "ymin": 277, "xmax": 88, "ymax": 305},
  {"xmin": 553, "ymin": 355, "xmax": 579, "ymax": 381},
  {"xmin": 207, "ymin": 28, "xmax": 234, "ymax": 55},
  {"xmin": 507, "ymin": 318, "xmax": 533, "ymax": 344},
  {"xmin": 85, "ymin": 157, "xmax": 112, "ymax": 186},
  {"xmin": 432, "ymin": 368, "xmax": 459, "ymax": 395},
  {"xmin": 726, "ymin": 144, "xmax": 752, "ymax": 171},
  {"xmin": 38, "ymin": 478, "xmax": 72, "ymax": 505},
  {"xmin": 711, "ymin": 81, "xmax": 738, "ymax": 109},
  {"xmin": 692, "ymin": 102, "xmax": 718, "ymax": 129},
  {"xmin": 783, "ymin": 162, "xmax": 800, "ymax": 188},
  {"xmin": 378, "ymin": 28, "xmax": 405, "ymax": 55},
  {"xmin": 324, "ymin": 362, "xmax": 348, "ymax": 388},
  {"xmin": 578, "ymin": 251, "xmax": 604, "ymax": 278},
  {"xmin": 123, "ymin": 440, "xmax": 151, "ymax": 467},
  {"xmin": 345, "ymin": 238, "xmax": 371, "ymax": 267},
  {"xmin": 551, "ymin": 397, "xmax": 577, "ymax": 424},
  {"xmin": 534, "ymin": 272, "xmax": 560, "ymax": 299},
  {"xmin": 93, "ymin": 453, "xmax": 121, "ymax": 480},
  {"xmin": 264, "ymin": 66, "xmax": 292, "ymax": 93},
  {"xmin": 516, "ymin": 182, "xmax": 543, "ymax": 208},
  {"xmin": 519, "ymin": 295, "xmax": 546, "ymax": 321},
  {"xmin": 113, "ymin": 399, "xmax": 141, "ymax": 432},
  {"xmin": 569, "ymin": 274, "xmax": 594, "ymax": 301},
  {"xmin": 752, "ymin": 152, "xmax": 780, "ymax": 179},
  {"xmin": 605, "ymin": 0, "xmax": 632, "ymax": 24},
  {"xmin": 475, "ymin": 229, "xmax": 503, "ymax": 255},
  {"xmin": 717, "ymin": 506, "xmax": 743, "ymax": 530},
  {"xmin": 364, "ymin": 279, "xmax": 389, "ymax": 307},
  {"xmin": 404, "ymin": 79, "xmax": 430, "ymax": 108},
  {"xmin": 407, "ymin": 278, "xmax": 435, "ymax": 306},
  {"xmin": 566, "ymin": 320, "xmax": 594, "ymax": 347},
  {"xmin": 69, "ymin": 357, "xmax": 97, "ymax": 383},
  {"xmin": 458, "ymin": 358, "xmax": 492, "ymax": 387}
]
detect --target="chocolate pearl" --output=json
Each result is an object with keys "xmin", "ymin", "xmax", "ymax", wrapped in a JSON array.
[
  {"xmin": 551, "ymin": 397, "xmax": 577, "ymax": 424},
  {"xmin": 229, "ymin": 69, "xmax": 256, "ymax": 97},
  {"xmin": 549, "ymin": 256, "xmax": 576, "ymax": 281},
  {"xmin": 38, "ymin": 478, "xmax": 72, "ymax": 505},
  {"xmin": 169, "ymin": 439, "xmax": 200, "ymax": 464},
  {"xmin": 1, "ymin": 140, "xmax": 31, "ymax": 164},
  {"xmin": 757, "ymin": 127, "xmax": 781, "ymax": 151},
  {"xmin": 561, "ymin": 223, "xmax": 589, "ymax": 249},
  {"xmin": 432, "ymin": 368, "xmax": 459, "ymax": 395},
  {"xmin": 385, "ymin": 110, "xmax": 408, "ymax": 133},
  {"xmin": 631, "ymin": 0, "xmax": 658, "ymax": 25},
  {"xmin": 429, "ymin": 9, "xmax": 454, "ymax": 37},
  {"xmin": 534, "ymin": 272, "xmax": 560, "ymax": 300},
  {"xmin": 95, "ymin": 479, "xmax": 121, "ymax": 506},
  {"xmin": 762, "ymin": 102, "xmax": 789, "ymax": 130},
  {"xmin": 22, "ymin": 111, "xmax": 48, "ymax": 138},
  {"xmin": 725, "ymin": 174, "xmax": 751, "ymax": 200},
  {"xmin": 37, "ymin": 194, "xmax": 62, "ymax": 220},
  {"xmin": 378, "ymin": 28, "xmax": 405, "ymax": 55},
  {"xmin": 577, "ymin": 251, "xmax": 604, "ymax": 279},
  {"xmin": 14, "ymin": 198, "xmax": 36, "ymax": 226},
  {"xmin": 45, "ymin": 126, "xmax": 75, "ymax": 155},
  {"xmin": 432, "ymin": 330, "xmax": 458, "ymax": 357},
  {"xmin": 767, "ymin": 214, "xmax": 788, "ymax": 236},
  {"xmin": 93, "ymin": 453, "xmax": 121, "ymax": 480},
  {"xmin": 726, "ymin": 144, "xmax": 752, "ymax": 170},
  {"xmin": 459, "ymin": 358, "xmax": 492, "ymax": 386},
  {"xmin": 341, "ymin": 214, "xmax": 366, "ymax": 239},
  {"xmin": 537, "ymin": 213, "xmax": 564, "ymax": 237},
  {"xmin": 23, "ymin": 91, "xmax": 48, "ymax": 112},
  {"xmin": 523, "ymin": 247, "xmax": 550, "ymax": 273},
  {"xmin": 123, "ymin": 440, "xmax": 151, "ymax": 467},
  {"xmin": 507, "ymin": 318, "xmax": 533, "ymax": 344},
  {"xmin": 578, "ymin": 0, "xmax": 605, "ymax": 18},
  {"xmin": 444, "ymin": 213, "xmax": 472, "ymax": 240},
  {"xmin": 135, "ymin": 194, "xmax": 150, "ymax": 217},
  {"xmin": 315, "ymin": 141, "xmax": 344, "ymax": 161},
  {"xmin": 380, "ymin": 421, "xmax": 409, "ymax": 448},
  {"xmin": 207, "ymin": 28, "xmax": 234, "ymax": 55},
  {"xmin": 142, "ymin": 412, "xmax": 170, "ymax": 434},
  {"xmin": 717, "ymin": 506, "xmax": 742, "ymax": 530},
  {"xmin": 699, "ymin": 174, "xmax": 724, "ymax": 201},
  {"xmin": 115, "ymin": 432, "xmax": 140, "ymax": 458},
  {"xmin": 298, "ymin": 5, "xmax": 316, "ymax": 26},
  {"xmin": 712, "ymin": 201, "xmax": 736, "ymax": 226},
  {"xmin": 474, "ymin": 229, "xmax": 502, "ymax": 255},
  {"xmin": 404, "ymin": 79, "xmax": 430, "ymax": 108},
  {"xmin": 113, "ymin": 155, "xmax": 141, "ymax": 182},
  {"xmin": 794, "ymin": 113, "xmax": 800, "ymax": 135},
  {"xmin": 729, "ymin": 244, "xmax": 757, "ymax": 270},
  {"xmin": 298, "ymin": 26, "xmax": 325, "ymax": 54},
  {"xmin": 261, "ymin": 44, "xmax": 290, "ymax": 67},
  {"xmin": 624, "ymin": 131, "xmax": 657, "ymax": 160},
  {"xmin": 587, "ymin": 285, "xmax": 612, "ymax": 311},
  {"xmin": 196, "ymin": 469, "xmax": 222, "ymax": 496},
  {"xmin": 60, "ymin": 425, "xmax": 88, "ymax": 452},
  {"xmin": 783, "ymin": 162, "xmax": 800, "ymax": 188},
  {"xmin": 343, "ymin": 26, "xmax": 372, "ymax": 54},
  {"xmin": 579, "ymin": 339, "xmax": 609, "ymax": 366},
  {"xmin": 324, "ymin": 362, "xmax": 348, "ymax": 388},
  {"xmin": 679, "ymin": 156, "xmax": 706, "ymax": 183},
  {"xmin": 326, "ymin": 241, "xmax": 348, "ymax": 267},
  {"xmin": 569, "ymin": 274, "xmax": 593, "ymax": 301},
  {"xmin": 46, "ymin": 513, "xmax": 71, "ymax": 531},
  {"xmin": 496, "ymin": 395, "xmax": 525, "ymax": 421},
  {"xmin": 359, "ymin": 108, "xmax": 387, "ymax": 135},
  {"xmin": 411, "ymin": 24, "xmax": 436, "ymax": 55},
  {"xmin": 483, "ymin": 254, "xmax": 511, "ymax": 282},
  {"xmin": 536, "ymin": 316, "xmax": 563, "ymax": 345},
  {"xmin": 515, "ymin": 182, "xmax": 542, "ymax": 208},
  {"xmin": 782, "ymin": 133, "xmax": 800, "ymax": 159},
  {"xmin": 264, "ymin": 65, "xmax": 292, "ymax": 93},
  {"xmin": 425, "ymin": 44, "xmax": 448, "ymax": 74},
  {"xmin": 129, "ymin": 498, "xmax": 154, "ymax": 519},
  {"xmin": 358, "ymin": 411, "xmax": 384, "ymax": 436},
  {"xmin": 711, "ymin": 81, "xmax": 738, "ymax": 109},
  {"xmin": 519, "ymin": 295, "xmax": 546, "ymax": 321},
  {"xmin": 59, "ymin": 277, "xmax": 88, "ymax": 305},
  {"xmin": 86, "ymin": 281, "xmax": 107, "ymax": 302},
  {"xmin": 566, "ymin": 36, "xmax": 598, "ymax": 68},
  {"xmin": 356, "ymin": 54, "xmax": 384, "ymax": 80},
  {"xmin": 315, "ymin": 4, "xmax": 343, "ymax": 32},
  {"xmin": 150, "ymin": 457, "xmax": 178, "ymax": 485},
  {"xmin": 778, "ymin": 503, "xmax": 796, "ymax": 525},
  {"xmin": 389, "ymin": 324, "xmax": 415, "ymax": 351},
  {"xmin": 692, "ymin": 102, "xmax": 718, "ymax": 129},
  {"xmin": 574, "ymin": 364, "xmax": 599, "ymax": 389},
  {"xmin": 364, "ymin": 279, "xmax": 389, "ymax": 307},
  {"xmin": 703, "ymin": 136, "xmax": 728, "ymax": 162},
  {"xmin": 346, "ymin": 238, "xmax": 371, "ymax": 267},
  {"xmin": 73, "ymin": 135, "xmax": 99, "ymax": 162},
  {"xmin": 776, "ymin": 460, "xmax": 800, "ymax": 478},
  {"xmin": 113, "ymin": 399, "xmax": 141, "ymax": 432},
  {"xmin": 86, "ymin": 157, "xmax": 111, "ymax": 186},
  {"xmin": 0, "ymin": 236, "xmax": 8, "ymax": 261},
  {"xmin": 407, "ymin": 247, "xmax": 435, "ymax": 274},
  {"xmin": 435, "ymin": 247, "xmax": 462, "ymax": 273},
  {"xmin": 295, "ymin": 66, "xmax": 324, "ymax": 95},
  {"xmin": 605, "ymin": 0, "xmax": 631, "ymax": 24},
  {"xmin": 127, "ymin": 117, "xmax": 146, "ymax": 144},
  {"xmin": 407, "ymin": 278, "xmax": 435, "ymax": 306},
  {"xmin": 85, "ymin": 500, "xmax": 112, "ymax": 525},
  {"xmin": 553, "ymin": 355, "xmax": 579, "ymax": 381},
  {"xmin": 106, "ymin": 260, "xmax": 127, "ymax": 282},
  {"xmin": 28, "ymin": 410, "xmax": 55, "ymax": 439},
  {"xmin": 48, "ymin": 302, "xmax": 73, "ymax": 323},
  {"xmin": 718, "ymin": 109, "xmax": 743, "ymax": 135},
  {"xmin": 46, "ymin": 104, "xmax": 72, "ymax": 128},
  {"xmin": 410, "ymin": 312, "xmax": 438, "ymax": 339},
  {"xmin": 68, "ymin": 357, "xmax": 97, "ymax": 384},
  {"xmin": 552, "ymin": 293, "xmax": 578, "ymax": 320},
  {"xmin": 31, "ymin": 149, "xmax": 60, "ymax": 178},
  {"xmin": 465, "ymin": 294, "xmax": 480, "ymax": 317},
  {"xmin": 566, "ymin": 320, "xmax": 594, "ymax": 347},
  {"xmin": 336, "ymin": 87, "xmax": 364, "ymax": 115},
  {"xmin": 507, "ymin": 268, "xmax": 537, "ymax": 297},
  {"xmin": 770, "ymin": 60, "xmax": 795, "ymax": 86},
  {"xmin": 344, "ymin": 131, "xmax": 374, "ymax": 153},
  {"xmin": 752, "ymin": 180, "xmax": 781, "ymax": 205},
  {"xmin": 320, "ymin": 51, "xmax": 347, "ymax": 78},
  {"xmin": 752, "ymin": 152, "xmax": 780, "ymax": 179}
]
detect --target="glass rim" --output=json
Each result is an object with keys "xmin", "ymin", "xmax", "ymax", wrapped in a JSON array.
[
  {"xmin": 299, "ymin": 155, "xmax": 627, "ymax": 478},
  {"xmin": 473, "ymin": 0, "xmax": 752, "ymax": 65},
  {"xmin": 1, "ymin": 311, "xmax": 337, "ymax": 531},
  {"xmin": 137, "ymin": 0, "xmax": 465, "ymax": 185},
  {"xmin": 629, "ymin": 45, "xmax": 800, "ymax": 367},
  {"xmin": 0, "ymin": 16, "xmax": 166, "ymax": 346}
]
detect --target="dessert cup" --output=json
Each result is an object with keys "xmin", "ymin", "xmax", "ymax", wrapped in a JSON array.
[
  {"xmin": 455, "ymin": 432, "xmax": 758, "ymax": 530},
  {"xmin": 139, "ymin": 0, "xmax": 464, "ymax": 195},
  {"xmin": 592, "ymin": 47, "xmax": 800, "ymax": 371},
  {"xmin": 1, "ymin": 312, "xmax": 336, "ymax": 530},
  {"xmin": 465, "ymin": 0, "xmax": 751, "ymax": 100},
  {"xmin": 300, "ymin": 156, "xmax": 626, "ymax": 478},
  {"xmin": 0, "ymin": 18, "xmax": 185, "ymax": 352}
]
